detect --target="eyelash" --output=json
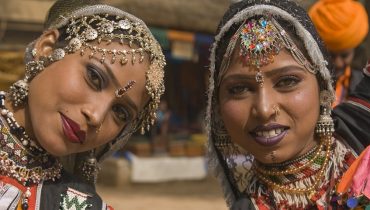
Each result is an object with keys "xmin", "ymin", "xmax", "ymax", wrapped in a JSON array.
[
  {"xmin": 227, "ymin": 84, "xmax": 251, "ymax": 96},
  {"xmin": 112, "ymin": 104, "xmax": 131, "ymax": 123},
  {"xmin": 86, "ymin": 65, "xmax": 104, "ymax": 91},
  {"xmin": 275, "ymin": 75, "xmax": 301, "ymax": 89}
]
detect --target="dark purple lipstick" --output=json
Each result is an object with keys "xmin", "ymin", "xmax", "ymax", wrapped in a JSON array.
[{"xmin": 250, "ymin": 123, "xmax": 289, "ymax": 146}]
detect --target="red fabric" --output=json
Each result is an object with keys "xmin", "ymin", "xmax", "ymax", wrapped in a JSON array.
[
  {"xmin": 348, "ymin": 97, "xmax": 370, "ymax": 109},
  {"xmin": 0, "ymin": 176, "xmax": 37, "ymax": 210}
]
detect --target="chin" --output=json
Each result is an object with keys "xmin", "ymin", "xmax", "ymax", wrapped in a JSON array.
[{"xmin": 38, "ymin": 140, "xmax": 69, "ymax": 157}]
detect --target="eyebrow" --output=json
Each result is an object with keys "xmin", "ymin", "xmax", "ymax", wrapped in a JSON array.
[
  {"xmin": 90, "ymin": 57, "xmax": 139, "ymax": 114},
  {"xmin": 222, "ymin": 65, "xmax": 306, "ymax": 82}
]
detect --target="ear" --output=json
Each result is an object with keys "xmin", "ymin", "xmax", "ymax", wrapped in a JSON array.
[{"xmin": 33, "ymin": 29, "xmax": 60, "ymax": 58}]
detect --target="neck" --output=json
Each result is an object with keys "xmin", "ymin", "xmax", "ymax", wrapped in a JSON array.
[
  {"xmin": 5, "ymin": 98, "xmax": 36, "ymax": 143},
  {"xmin": 0, "ymin": 92, "xmax": 62, "ymax": 185}
]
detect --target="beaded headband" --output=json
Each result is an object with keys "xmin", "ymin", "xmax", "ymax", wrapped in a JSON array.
[
  {"xmin": 219, "ymin": 16, "xmax": 317, "ymax": 85},
  {"xmin": 34, "ymin": 13, "xmax": 166, "ymax": 134}
]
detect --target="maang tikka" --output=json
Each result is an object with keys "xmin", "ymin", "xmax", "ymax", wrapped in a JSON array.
[{"xmin": 219, "ymin": 16, "xmax": 317, "ymax": 86}]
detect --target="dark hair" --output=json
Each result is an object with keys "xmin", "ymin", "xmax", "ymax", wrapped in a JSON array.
[{"xmin": 213, "ymin": 0, "xmax": 333, "ymax": 91}]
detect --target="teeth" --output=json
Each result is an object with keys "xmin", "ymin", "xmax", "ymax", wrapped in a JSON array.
[{"xmin": 256, "ymin": 128, "xmax": 284, "ymax": 138}]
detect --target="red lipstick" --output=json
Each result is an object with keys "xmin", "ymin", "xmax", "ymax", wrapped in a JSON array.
[{"xmin": 60, "ymin": 113, "xmax": 86, "ymax": 144}]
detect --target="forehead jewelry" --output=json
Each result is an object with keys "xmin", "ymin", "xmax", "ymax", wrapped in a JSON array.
[
  {"xmin": 115, "ymin": 80, "xmax": 136, "ymax": 98},
  {"xmin": 238, "ymin": 17, "xmax": 282, "ymax": 86},
  {"xmin": 42, "ymin": 14, "xmax": 165, "ymax": 134},
  {"xmin": 219, "ymin": 16, "xmax": 317, "ymax": 87}
]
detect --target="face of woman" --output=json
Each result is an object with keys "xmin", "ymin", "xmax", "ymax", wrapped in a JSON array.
[
  {"xmin": 218, "ymin": 49, "xmax": 320, "ymax": 164},
  {"xmin": 26, "ymin": 41, "xmax": 149, "ymax": 156}
]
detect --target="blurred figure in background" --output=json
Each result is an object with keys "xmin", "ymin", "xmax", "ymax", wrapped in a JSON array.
[
  {"xmin": 333, "ymin": 59, "xmax": 370, "ymax": 152},
  {"xmin": 151, "ymin": 99, "xmax": 172, "ymax": 154},
  {"xmin": 309, "ymin": 0, "xmax": 369, "ymax": 106}
]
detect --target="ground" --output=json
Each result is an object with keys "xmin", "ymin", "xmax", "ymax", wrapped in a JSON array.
[{"xmin": 97, "ymin": 177, "xmax": 228, "ymax": 210}]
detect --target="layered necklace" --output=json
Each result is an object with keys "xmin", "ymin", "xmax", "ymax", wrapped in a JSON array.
[
  {"xmin": 0, "ymin": 91, "xmax": 62, "ymax": 210},
  {"xmin": 246, "ymin": 136, "xmax": 351, "ymax": 209}
]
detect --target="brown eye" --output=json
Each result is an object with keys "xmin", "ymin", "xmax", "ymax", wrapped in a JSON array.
[
  {"xmin": 275, "ymin": 75, "xmax": 301, "ymax": 88},
  {"xmin": 86, "ymin": 65, "xmax": 104, "ymax": 90},
  {"xmin": 112, "ymin": 104, "xmax": 131, "ymax": 123},
  {"xmin": 228, "ymin": 84, "xmax": 250, "ymax": 95}
]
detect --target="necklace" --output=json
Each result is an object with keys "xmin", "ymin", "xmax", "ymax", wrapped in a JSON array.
[
  {"xmin": 255, "ymin": 140, "xmax": 324, "ymax": 176},
  {"xmin": 0, "ymin": 91, "xmax": 62, "ymax": 210},
  {"xmin": 254, "ymin": 136, "xmax": 331, "ymax": 195}
]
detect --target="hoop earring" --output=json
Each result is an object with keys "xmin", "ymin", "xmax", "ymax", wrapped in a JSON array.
[{"xmin": 81, "ymin": 149, "xmax": 100, "ymax": 184}]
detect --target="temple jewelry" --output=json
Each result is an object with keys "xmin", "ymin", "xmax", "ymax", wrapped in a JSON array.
[
  {"xmin": 115, "ymin": 80, "xmax": 136, "ymax": 98},
  {"xmin": 219, "ymin": 17, "xmax": 317, "ymax": 86},
  {"xmin": 272, "ymin": 105, "xmax": 280, "ymax": 117}
]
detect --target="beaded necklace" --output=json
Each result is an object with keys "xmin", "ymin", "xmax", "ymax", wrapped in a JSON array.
[
  {"xmin": 245, "ymin": 136, "xmax": 352, "ymax": 209},
  {"xmin": 0, "ymin": 91, "xmax": 62, "ymax": 210}
]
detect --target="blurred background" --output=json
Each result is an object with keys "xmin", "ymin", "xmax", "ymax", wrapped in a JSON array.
[{"xmin": 0, "ymin": 0, "xmax": 369, "ymax": 209}]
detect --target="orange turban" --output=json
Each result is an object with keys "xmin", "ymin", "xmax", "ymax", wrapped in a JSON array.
[{"xmin": 309, "ymin": 0, "xmax": 369, "ymax": 52}]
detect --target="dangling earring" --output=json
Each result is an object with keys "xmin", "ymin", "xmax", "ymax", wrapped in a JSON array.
[
  {"xmin": 9, "ymin": 48, "xmax": 47, "ymax": 107},
  {"xmin": 315, "ymin": 90, "xmax": 335, "ymax": 136},
  {"xmin": 81, "ymin": 149, "xmax": 100, "ymax": 184},
  {"xmin": 9, "ymin": 79, "xmax": 29, "ymax": 107}
]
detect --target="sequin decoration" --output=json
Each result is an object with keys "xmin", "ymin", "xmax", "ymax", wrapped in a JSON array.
[{"xmin": 239, "ymin": 17, "xmax": 282, "ymax": 69}]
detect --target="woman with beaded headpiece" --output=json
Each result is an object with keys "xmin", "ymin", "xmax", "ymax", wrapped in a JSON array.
[
  {"xmin": 206, "ymin": 0, "xmax": 369, "ymax": 209},
  {"xmin": 0, "ymin": 0, "xmax": 165, "ymax": 209}
]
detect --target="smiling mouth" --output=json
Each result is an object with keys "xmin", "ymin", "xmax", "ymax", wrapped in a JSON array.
[
  {"xmin": 250, "ymin": 124, "xmax": 289, "ymax": 146},
  {"xmin": 60, "ymin": 113, "xmax": 86, "ymax": 144}
]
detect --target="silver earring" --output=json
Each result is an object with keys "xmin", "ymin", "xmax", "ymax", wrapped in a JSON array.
[
  {"xmin": 315, "ymin": 107, "xmax": 334, "ymax": 136},
  {"xmin": 9, "ymin": 79, "xmax": 29, "ymax": 107},
  {"xmin": 51, "ymin": 48, "xmax": 65, "ymax": 62},
  {"xmin": 315, "ymin": 90, "xmax": 335, "ymax": 136},
  {"xmin": 31, "ymin": 48, "xmax": 37, "ymax": 58},
  {"xmin": 25, "ymin": 60, "xmax": 45, "ymax": 80},
  {"xmin": 81, "ymin": 149, "xmax": 100, "ymax": 184}
]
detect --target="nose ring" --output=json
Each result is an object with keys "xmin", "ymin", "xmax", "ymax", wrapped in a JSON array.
[
  {"xmin": 96, "ymin": 123, "xmax": 103, "ymax": 134},
  {"xmin": 273, "ymin": 105, "xmax": 280, "ymax": 116}
]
